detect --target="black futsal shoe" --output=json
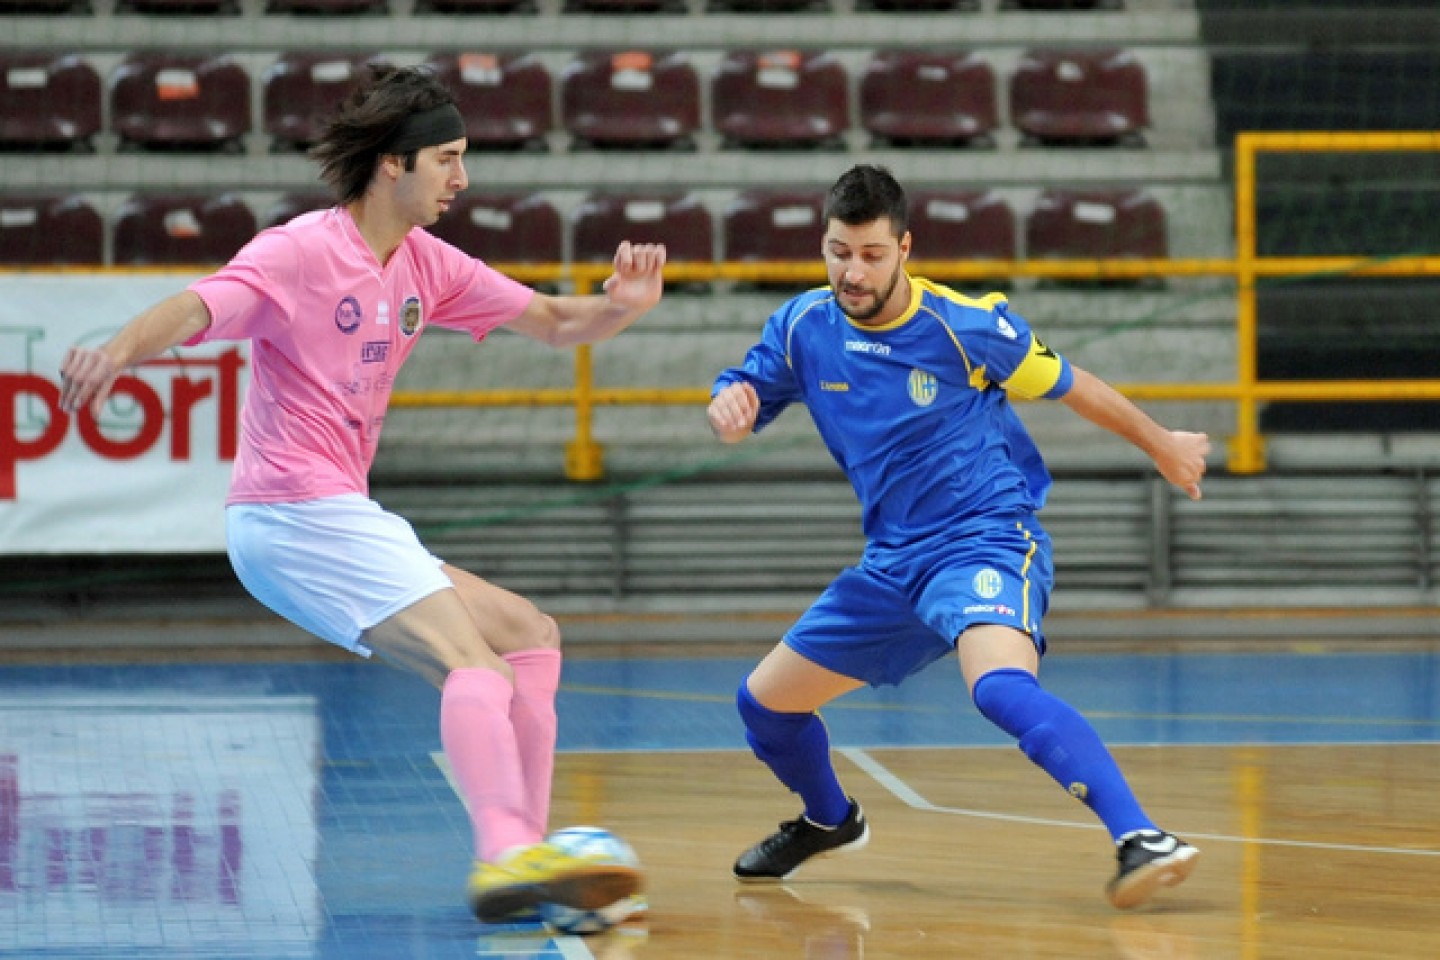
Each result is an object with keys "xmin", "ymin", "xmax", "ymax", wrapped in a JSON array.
[
  {"xmin": 733, "ymin": 799, "xmax": 870, "ymax": 882},
  {"xmin": 1106, "ymin": 830, "xmax": 1200, "ymax": 909}
]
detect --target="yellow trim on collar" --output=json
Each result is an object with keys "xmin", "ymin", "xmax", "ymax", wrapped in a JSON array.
[{"xmin": 844, "ymin": 274, "xmax": 922, "ymax": 332}]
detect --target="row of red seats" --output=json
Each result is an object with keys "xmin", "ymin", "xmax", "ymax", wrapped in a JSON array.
[
  {"xmin": 0, "ymin": 188, "xmax": 1167, "ymax": 267},
  {"xmin": 3, "ymin": 0, "xmax": 1114, "ymax": 16},
  {"xmin": 0, "ymin": 48, "xmax": 1149, "ymax": 153}
]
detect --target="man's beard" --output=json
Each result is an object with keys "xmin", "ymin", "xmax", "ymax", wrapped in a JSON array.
[{"xmin": 835, "ymin": 265, "xmax": 902, "ymax": 322}]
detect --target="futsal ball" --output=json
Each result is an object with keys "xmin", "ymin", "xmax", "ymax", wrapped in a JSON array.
[{"xmin": 540, "ymin": 826, "xmax": 647, "ymax": 935}]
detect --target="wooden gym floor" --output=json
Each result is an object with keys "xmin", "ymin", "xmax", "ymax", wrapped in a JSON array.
[{"xmin": 1, "ymin": 638, "xmax": 1437, "ymax": 958}]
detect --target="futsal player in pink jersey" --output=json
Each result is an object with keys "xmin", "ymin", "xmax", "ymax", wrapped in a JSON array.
[{"xmin": 59, "ymin": 65, "xmax": 664, "ymax": 923}]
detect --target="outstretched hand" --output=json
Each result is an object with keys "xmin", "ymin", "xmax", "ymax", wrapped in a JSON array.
[
  {"xmin": 59, "ymin": 346, "xmax": 121, "ymax": 419},
  {"xmin": 602, "ymin": 241, "xmax": 666, "ymax": 313},
  {"xmin": 1155, "ymin": 430, "xmax": 1211, "ymax": 500}
]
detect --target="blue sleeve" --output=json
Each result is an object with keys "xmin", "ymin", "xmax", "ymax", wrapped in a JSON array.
[
  {"xmin": 974, "ymin": 301, "xmax": 1073, "ymax": 401},
  {"xmin": 712, "ymin": 306, "xmax": 804, "ymax": 433}
]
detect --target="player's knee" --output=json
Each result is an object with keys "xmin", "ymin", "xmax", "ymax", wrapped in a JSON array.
[
  {"xmin": 505, "ymin": 604, "xmax": 560, "ymax": 652},
  {"xmin": 737, "ymin": 681, "xmax": 764, "ymax": 725},
  {"xmin": 738, "ymin": 682, "xmax": 807, "ymax": 741},
  {"xmin": 971, "ymin": 667, "xmax": 1039, "ymax": 735},
  {"xmin": 533, "ymin": 612, "xmax": 562, "ymax": 651}
]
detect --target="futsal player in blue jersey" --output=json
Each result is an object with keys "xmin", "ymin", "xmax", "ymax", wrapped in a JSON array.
[{"xmin": 708, "ymin": 165, "xmax": 1209, "ymax": 909}]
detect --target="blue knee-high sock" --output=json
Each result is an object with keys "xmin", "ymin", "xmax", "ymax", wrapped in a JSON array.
[
  {"xmin": 737, "ymin": 684, "xmax": 851, "ymax": 827},
  {"xmin": 972, "ymin": 668, "xmax": 1155, "ymax": 840}
]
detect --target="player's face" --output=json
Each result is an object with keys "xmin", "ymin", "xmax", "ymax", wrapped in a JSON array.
[
  {"xmin": 823, "ymin": 217, "xmax": 911, "ymax": 325},
  {"xmin": 399, "ymin": 138, "xmax": 469, "ymax": 226}
]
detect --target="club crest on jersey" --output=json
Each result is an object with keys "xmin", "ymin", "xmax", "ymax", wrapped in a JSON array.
[
  {"xmin": 334, "ymin": 296, "xmax": 362, "ymax": 334},
  {"xmin": 973, "ymin": 568, "xmax": 1004, "ymax": 599},
  {"xmin": 907, "ymin": 369, "xmax": 938, "ymax": 407},
  {"xmin": 400, "ymin": 296, "xmax": 423, "ymax": 337}
]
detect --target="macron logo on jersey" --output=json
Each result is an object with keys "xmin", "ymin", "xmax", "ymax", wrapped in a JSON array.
[
  {"xmin": 845, "ymin": 340, "xmax": 891, "ymax": 356},
  {"xmin": 996, "ymin": 316, "xmax": 1018, "ymax": 340}
]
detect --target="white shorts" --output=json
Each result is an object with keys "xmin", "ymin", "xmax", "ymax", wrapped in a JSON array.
[{"xmin": 225, "ymin": 494, "xmax": 453, "ymax": 655}]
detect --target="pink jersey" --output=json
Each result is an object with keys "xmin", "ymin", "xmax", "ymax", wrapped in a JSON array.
[{"xmin": 189, "ymin": 206, "xmax": 534, "ymax": 504}]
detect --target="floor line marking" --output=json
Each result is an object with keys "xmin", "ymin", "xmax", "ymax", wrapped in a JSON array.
[{"xmin": 839, "ymin": 746, "xmax": 1440, "ymax": 858}]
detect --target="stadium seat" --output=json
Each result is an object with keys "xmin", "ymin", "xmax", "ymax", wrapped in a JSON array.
[
  {"xmin": 722, "ymin": 190, "xmax": 827, "ymax": 290},
  {"xmin": 1009, "ymin": 48, "xmax": 1149, "ymax": 146},
  {"xmin": 0, "ymin": 53, "xmax": 101, "ymax": 151},
  {"xmin": 860, "ymin": 50, "xmax": 998, "ymax": 148},
  {"xmin": 561, "ymin": 51, "xmax": 700, "ymax": 151},
  {"xmin": 566, "ymin": 0, "xmax": 682, "ymax": 11},
  {"xmin": 112, "ymin": 193, "xmax": 257, "ymax": 266},
  {"xmin": 263, "ymin": 53, "xmax": 386, "ymax": 152},
  {"xmin": 855, "ymin": 0, "xmax": 978, "ymax": 13},
  {"xmin": 427, "ymin": 193, "xmax": 563, "ymax": 265},
  {"xmin": 712, "ymin": 50, "xmax": 849, "ymax": 150},
  {"xmin": 706, "ymin": 0, "xmax": 826, "ymax": 11},
  {"xmin": 260, "ymin": 192, "xmax": 334, "ymax": 229},
  {"xmin": 572, "ymin": 192, "xmax": 712, "ymax": 267},
  {"xmin": 414, "ymin": 0, "xmax": 531, "ymax": 11},
  {"xmin": 116, "ymin": 0, "xmax": 238, "ymax": 12},
  {"xmin": 1025, "ymin": 188, "xmax": 1167, "ymax": 271},
  {"xmin": 0, "ymin": 194, "xmax": 103, "ymax": 265},
  {"xmin": 110, "ymin": 53, "xmax": 251, "ymax": 152},
  {"xmin": 0, "ymin": 0, "xmax": 91, "ymax": 11},
  {"xmin": 424, "ymin": 52, "xmax": 552, "ymax": 152},
  {"xmin": 1001, "ymin": 0, "xmax": 1119, "ymax": 9},
  {"xmin": 908, "ymin": 190, "xmax": 1017, "ymax": 268},
  {"xmin": 722, "ymin": 190, "xmax": 825, "ymax": 262},
  {"xmin": 266, "ymin": 0, "xmax": 387, "ymax": 13}
]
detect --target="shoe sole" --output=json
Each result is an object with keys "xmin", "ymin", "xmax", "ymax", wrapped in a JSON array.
[
  {"xmin": 1106, "ymin": 846, "xmax": 1201, "ymax": 910},
  {"xmin": 471, "ymin": 864, "xmax": 644, "ymax": 923},
  {"xmin": 733, "ymin": 822, "xmax": 871, "ymax": 883}
]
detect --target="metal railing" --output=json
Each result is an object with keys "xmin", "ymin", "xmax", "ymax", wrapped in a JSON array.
[
  {"xmin": 393, "ymin": 132, "xmax": 1440, "ymax": 479},
  {"xmin": 7, "ymin": 133, "xmax": 1435, "ymax": 481}
]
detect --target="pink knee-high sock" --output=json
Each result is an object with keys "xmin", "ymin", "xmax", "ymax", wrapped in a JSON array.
[
  {"xmin": 440, "ymin": 667, "xmax": 536, "ymax": 862},
  {"xmin": 502, "ymin": 648, "xmax": 562, "ymax": 838}
]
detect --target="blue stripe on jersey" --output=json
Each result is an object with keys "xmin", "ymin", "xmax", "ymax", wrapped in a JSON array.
[{"xmin": 713, "ymin": 277, "xmax": 1071, "ymax": 545}]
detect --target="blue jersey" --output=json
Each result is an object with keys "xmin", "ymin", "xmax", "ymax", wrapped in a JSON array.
[{"xmin": 714, "ymin": 278, "xmax": 1073, "ymax": 548}]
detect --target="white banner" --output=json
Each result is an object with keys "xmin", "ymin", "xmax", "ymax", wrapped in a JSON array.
[{"xmin": 1, "ymin": 275, "xmax": 247, "ymax": 554}]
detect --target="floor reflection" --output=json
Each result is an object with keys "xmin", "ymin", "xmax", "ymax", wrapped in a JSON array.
[
  {"xmin": 734, "ymin": 885, "xmax": 871, "ymax": 960},
  {"xmin": 0, "ymin": 692, "xmax": 321, "ymax": 958}
]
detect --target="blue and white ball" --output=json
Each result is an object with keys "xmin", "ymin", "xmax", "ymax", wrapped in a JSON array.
[{"xmin": 540, "ymin": 826, "xmax": 647, "ymax": 935}]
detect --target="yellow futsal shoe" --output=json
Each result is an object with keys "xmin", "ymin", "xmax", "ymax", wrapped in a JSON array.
[{"xmin": 467, "ymin": 842, "xmax": 644, "ymax": 923}]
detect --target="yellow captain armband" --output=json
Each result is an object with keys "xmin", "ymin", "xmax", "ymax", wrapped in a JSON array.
[{"xmin": 1000, "ymin": 334, "xmax": 1066, "ymax": 399}]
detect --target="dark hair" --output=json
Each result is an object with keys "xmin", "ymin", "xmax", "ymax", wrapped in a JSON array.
[
  {"xmin": 309, "ymin": 64, "xmax": 457, "ymax": 205},
  {"xmin": 822, "ymin": 165, "xmax": 909, "ymax": 238}
]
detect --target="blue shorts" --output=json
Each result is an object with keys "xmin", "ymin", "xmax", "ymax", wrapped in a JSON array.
[{"xmin": 784, "ymin": 518, "xmax": 1054, "ymax": 687}]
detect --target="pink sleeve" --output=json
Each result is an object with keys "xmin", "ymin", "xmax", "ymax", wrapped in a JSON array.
[
  {"xmin": 186, "ymin": 228, "xmax": 301, "ymax": 345},
  {"xmin": 423, "ymin": 233, "xmax": 535, "ymax": 342}
]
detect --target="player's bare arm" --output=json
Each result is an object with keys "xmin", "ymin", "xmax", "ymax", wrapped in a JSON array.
[
  {"xmin": 1060, "ymin": 365, "xmax": 1210, "ymax": 500},
  {"xmin": 59, "ymin": 290, "xmax": 213, "ymax": 418},
  {"xmin": 707, "ymin": 382, "xmax": 760, "ymax": 444},
  {"xmin": 507, "ymin": 241, "xmax": 666, "ymax": 348}
]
